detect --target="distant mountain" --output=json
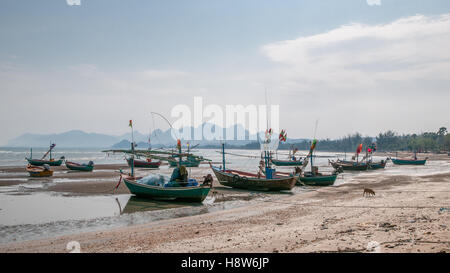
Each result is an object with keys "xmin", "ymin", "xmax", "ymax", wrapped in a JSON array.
[
  {"xmin": 7, "ymin": 130, "xmax": 122, "ymax": 148},
  {"xmin": 6, "ymin": 125, "xmax": 308, "ymax": 148}
]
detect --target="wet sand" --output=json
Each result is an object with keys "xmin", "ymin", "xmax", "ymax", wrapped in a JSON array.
[{"xmin": 0, "ymin": 152, "xmax": 449, "ymax": 252}]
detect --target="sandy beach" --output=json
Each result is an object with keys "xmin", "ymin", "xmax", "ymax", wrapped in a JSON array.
[{"xmin": 0, "ymin": 152, "xmax": 449, "ymax": 253}]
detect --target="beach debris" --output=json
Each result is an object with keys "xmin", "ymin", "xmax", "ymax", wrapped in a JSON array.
[
  {"xmin": 438, "ymin": 207, "xmax": 448, "ymax": 214},
  {"xmin": 366, "ymin": 241, "xmax": 381, "ymax": 253},
  {"xmin": 378, "ymin": 222, "xmax": 397, "ymax": 231}
]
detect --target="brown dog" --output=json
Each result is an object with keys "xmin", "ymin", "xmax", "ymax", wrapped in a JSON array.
[
  {"xmin": 203, "ymin": 174, "xmax": 214, "ymax": 187},
  {"xmin": 363, "ymin": 188, "xmax": 375, "ymax": 197}
]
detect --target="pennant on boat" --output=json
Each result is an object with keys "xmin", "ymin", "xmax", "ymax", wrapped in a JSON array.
[
  {"xmin": 309, "ymin": 139, "xmax": 317, "ymax": 154},
  {"xmin": 279, "ymin": 129, "xmax": 287, "ymax": 142},
  {"xmin": 356, "ymin": 144, "xmax": 363, "ymax": 154}
]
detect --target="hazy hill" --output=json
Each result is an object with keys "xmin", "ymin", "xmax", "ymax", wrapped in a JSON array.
[{"xmin": 6, "ymin": 124, "xmax": 307, "ymax": 148}]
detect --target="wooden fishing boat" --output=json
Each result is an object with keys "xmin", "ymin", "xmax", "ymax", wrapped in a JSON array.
[
  {"xmin": 168, "ymin": 156, "xmax": 201, "ymax": 167},
  {"xmin": 330, "ymin": 160, "xmax": 369, "ymax": 171},
  {"xmin": 271, "ymin": 158, "xmax": 303, "ymax": 166},
  {"xmin": 298, "ymin": 172, "xmax": 337, "ymax": 186},
  {"xmin": 121, "ymin": 174, "xmax": 212, "ymax": 202},
  {"xmin": 368, "ymin": 160, "xmax": 387, "ymax": 169},
  {"xmin": 390, "ymin": 158, "xmax": 427, "ymax": 165},
  {"xmin": 296, "ymin": 139, "xmax": 340, "ymax": 186},
  {"xmin": 65, "ymin": 161, "xmax": 94, "ymax": 172},
  {"xmin": 271, "ymin": 144, "xmax": 303, "ymax": 166},
  {"xmin": 211, "ymin": 165, "xmax": 296, "ymax": 191},
  {"xmin": 26, "ymin": 157, "xmax": 65, "ymax": 166},
  {"xmin": 26, "ymin": 144, "xmax": 64, "ymax": 166},
  {"xmin": 26, "ymin": 165, "xmax": 53, "ymax": 177},
  {"xmin": 126, "ymin": 157, "xmax": 161, "ymax": 169}
]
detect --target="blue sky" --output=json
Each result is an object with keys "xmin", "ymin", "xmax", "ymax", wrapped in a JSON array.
[{"xmin": 1, "ymin": 0, "xmax": 450, "ymax": 144}]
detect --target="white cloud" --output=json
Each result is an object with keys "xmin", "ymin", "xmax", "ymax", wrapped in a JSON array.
[
  {"xmin": 367, "ymin": 0, "xmax": 381, "ymax": 6},
  {"xmin": 261, "ymin": 14, "xmax": 450, "ymax": 88}
]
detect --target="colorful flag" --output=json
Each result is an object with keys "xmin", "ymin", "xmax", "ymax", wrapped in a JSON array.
[
  {"xmin": 356, "ymin": 144, "xmax": 363, "ymax": 154},
  {"xmin": 279, "ymin": 129, "xmax": 287, "ymax": 142},
  {"xmin": 309, "ymin": 139, "xmax": 317, "ymax": 153},
  {"xmin": 129, "ymin": 120, "xmax": 133, "ymax": 127},
  {"xmin": 177, "ymin": 139, "xmax": 181, "ymax": 150},
  {"xmin": 265, "ymin": 128, "xmax": 273, "ymax": 143}
]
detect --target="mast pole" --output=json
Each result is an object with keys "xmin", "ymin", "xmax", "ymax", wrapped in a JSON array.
[
  {"xmin": 130, "ymin": 121, "xmax": 135, "ymax": 177},
  {"xmin": 222, "ymin": 143, "xmax": 226, "ymax": 171}
]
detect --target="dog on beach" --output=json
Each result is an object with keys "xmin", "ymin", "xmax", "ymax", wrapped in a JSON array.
[
  {"xmin": 202, "ymin": 174, "xmax": 214, "ymax": 187},
  {"xmin": 363, "ymin": 188, "xmax": 375, "ymax": 197}
]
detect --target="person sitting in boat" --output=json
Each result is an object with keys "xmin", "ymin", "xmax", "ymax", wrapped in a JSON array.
[
  {"xmin": 312, "ymin": 166, "xmax": 320, "ymax": 176},
  {"xmin": 170, "ymin": 165, "xmax": 188, "ymax": 185}
]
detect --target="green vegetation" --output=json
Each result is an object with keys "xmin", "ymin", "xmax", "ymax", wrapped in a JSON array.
[
  {"xmin": 280, "ymin": 127, "xmax": 448, "ymax": 152},
  {"xmin": 202, "ymin": 127, "xmax": 449, "ymax": 153},
  {"xmin": 237, "ymin": 127, "xmax": 449, "ymax": 152}
]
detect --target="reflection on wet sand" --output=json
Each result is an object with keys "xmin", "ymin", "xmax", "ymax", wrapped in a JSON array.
[{"xmin": 119, "ymin": 196, "xmax": 203, "ymax": 214}]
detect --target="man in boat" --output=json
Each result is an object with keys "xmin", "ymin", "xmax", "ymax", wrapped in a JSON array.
[{"xmin": 170, "ymin": 165, "xmax": 188, "ymax": 186}]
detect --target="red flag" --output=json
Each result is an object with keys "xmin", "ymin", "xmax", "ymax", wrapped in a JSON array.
[{"xmin": 356, "ymin": 144, "xmax": 363, "ymax": 154}]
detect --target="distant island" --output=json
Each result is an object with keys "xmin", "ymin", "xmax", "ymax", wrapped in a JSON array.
[{"xmin": 4, "ymin": 126, "xmax": 449, "ymax": 153}]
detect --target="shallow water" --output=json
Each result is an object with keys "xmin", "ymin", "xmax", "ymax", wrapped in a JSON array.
[
  {"xmin": 0, "ymin": 148, "xmax": 448, "ymax": 244},
  {"xmin": 0, "ymin": 192, "xmax": 277, "ymax": 244}
]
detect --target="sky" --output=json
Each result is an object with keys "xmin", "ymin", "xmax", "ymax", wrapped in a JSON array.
[{"xmin": 1, "ymin": 0, "xmax": 450, "ymax": 145}]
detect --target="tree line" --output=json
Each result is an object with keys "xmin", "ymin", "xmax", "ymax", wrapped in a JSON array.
[{"xmin": 238, "ymin": 127, "xmax": 449, "ymax": 152}]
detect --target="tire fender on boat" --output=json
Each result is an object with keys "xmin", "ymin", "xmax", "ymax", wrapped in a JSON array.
[{"xmin": 232, "ymin": 174, "xmax": 240, "ymax": 183}]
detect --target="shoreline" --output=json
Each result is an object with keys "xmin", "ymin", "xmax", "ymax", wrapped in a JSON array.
[{"xmin": 0, "ymin": 154, "xmax": 449, "ymax": 253}]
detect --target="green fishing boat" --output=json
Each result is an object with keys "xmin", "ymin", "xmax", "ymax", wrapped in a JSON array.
[
  {"xmin": 115, "ymin": 119, "xmax": 212, "ymax": 203},
  {"xmin": 297, "ymin": 139, "xmax": 340, "ymax": 186},
  {"xmin": 121, "ymin": 174, "xmax": 212, "ymax": 202},
  {"xmin": 65, "ymin": 161, "xmax": 94, "ymax": 172},
  {"xmin": 168, "ymin": 155, "xmax": 202, "ymax": 167},
  {"xmin": 298, "ymin": 172, "xmax": 337, "ymax": 186},
  {"xmin": 271, "ymin": 158, "xmax": 303, "ymax": 166},
  {"xmin": 26, "ymin": 157, "xmax": 64, "ymax": 166},
  {"xmin": 390, "ymin": 158, "xmax": 427, "ymax": 165},
  {"xmin": 25, "ymin": 144, "xmax": 65, "ymax": 166}
]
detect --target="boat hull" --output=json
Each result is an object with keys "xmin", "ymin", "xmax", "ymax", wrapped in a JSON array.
[
  {"xmin": 330, "ymin": 161, "xmax": 369, "ymax": 171},
  {"xmin": 169, "ymin": 160, "xmax": 200, "ymax": 168},
  {"xmin": 298, "ymin": 174, "xmax": 337, "ymax": 186},
  {"xmin": 211, "ymin": 166, "xmax": 296, "ymax": 191},
  {"xmin": 271, "ymin": 159, "xmax": 303, "ymax": 166},
  {"xmin": 26, "ymin": 166, "xmax": 53, "ymax": 177},
  {"xmin": 391, "ymin": 158, "xmax": 427, "ymax": 165},
  {"xmin": 368, "ymin": 161, "xmax": 387, "ymax": 169},
  {"xmin": 127, "ymin": 158, "xmax": 161, "ymax": 169},
  {"xmin": 122, "ymin": 175, "xmax": 211, "ymax": 202},
  {"xmin": 65, "ymin": 161, "xmax": 94, "ymax": 172},
  {"xmin": 26, "ymin": 158, "xmax": 63, "ymax": 166}
]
